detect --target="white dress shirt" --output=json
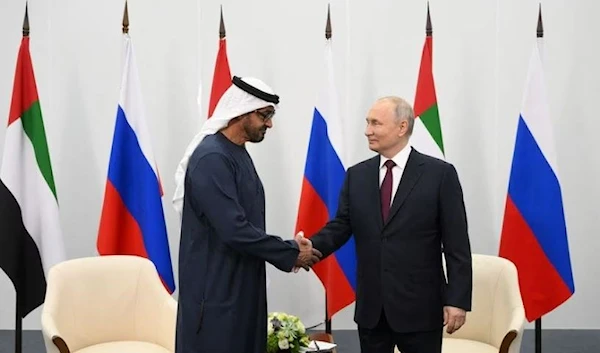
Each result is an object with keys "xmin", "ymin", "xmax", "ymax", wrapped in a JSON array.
[{"xmin": 379, "ymin": 144, "xmax": 412, "ymax": 207}]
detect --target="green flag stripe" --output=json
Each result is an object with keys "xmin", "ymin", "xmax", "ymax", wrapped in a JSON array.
[
  {"xmin": 419, "ymin": 103, "xmax": 444, "ymax": 155},
  {"xmin": 20, "ymin": 101, "xmax": 57, "ymax": 200}
]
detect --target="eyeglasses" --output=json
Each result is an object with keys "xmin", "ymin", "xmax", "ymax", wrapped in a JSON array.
[{"xmin": 254, "ymin": 109, "xmax": 275, "ymax": 122}]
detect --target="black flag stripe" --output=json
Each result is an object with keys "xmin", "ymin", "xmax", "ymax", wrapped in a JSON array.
[{"xmin": 0, "ymin": 178, "xmax": 47, "ymax": 317}]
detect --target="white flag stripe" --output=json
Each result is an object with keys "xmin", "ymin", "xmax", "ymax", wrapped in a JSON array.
[
  {"xmin": 0, "ymin": 120, "xmax": 65, "ymax": 274},
  {"xmin": 411, "ymin": 118, "xmax": 444, "ymax": 160},
  {"xmin": 520, "ymin": 40, "xmax": 558, "ymax": 175},
  {"xmin": 316, "ymin": 40, "xmax": 346, "ymax": 168},
  {"xmin": 118, "ymin": 35, "xmax": 159, "ymax": 178}
]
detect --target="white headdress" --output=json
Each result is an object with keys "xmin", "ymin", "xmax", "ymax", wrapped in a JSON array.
[{"xmin": 173, "ymin": 76, "xmax": 279, "ymax": 216}]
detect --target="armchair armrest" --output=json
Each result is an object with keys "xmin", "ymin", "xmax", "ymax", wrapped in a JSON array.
[
  {"xmin": 494, "ymin": 305, "xmax": 525, "ymax": 353},
  {"xmin": 147, "ymin": 294, "xmax": 178, "ymax": 351},
  {"xmin": 41, "ymin": 312, "xmax": 70, "ymax": 353}
]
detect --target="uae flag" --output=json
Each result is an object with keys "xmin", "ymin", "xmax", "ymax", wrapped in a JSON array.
[
  {"xmin": 207, "ymin": 7, "xmax": 232, "ymax": 118},
  {"xmin": 412, "ymin": 7, "xmax": 444, "ymax": 160},
  {"xmin": 0, "ymin": 33, "xmax": 65, "ymax": 317}
]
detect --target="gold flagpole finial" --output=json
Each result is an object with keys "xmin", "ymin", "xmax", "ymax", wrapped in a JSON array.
[
  {"xmin": 122, "ymin": 1, "xmax": 130, "ymax": 34},
  {"xmin": 426, "ymin": 2, "xmax": 432, "ymax": 37},
  {"xmin": 536, "ymin": 3, "xmax": 543, "ymax": 38},
  {"xmin": 219, "ymin": 5, "xmax": 226, "ymax": 39},
  {"xmin": 23, "ymin": 2, "xmax": 30, "ymax": 37},
  {"xmin": 325, "ymin": 4, "xmax": 332, "ymax": 39}
]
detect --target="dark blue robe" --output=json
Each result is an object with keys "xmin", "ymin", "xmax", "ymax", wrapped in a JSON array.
[{"xmin": 175, "ymin": 132, "xmax": 300, "ymax": 353}]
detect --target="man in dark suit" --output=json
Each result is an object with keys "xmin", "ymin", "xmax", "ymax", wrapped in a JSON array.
[{"xmin": 309, "ymin": 96, "xmax": 472, "ymax": 353}]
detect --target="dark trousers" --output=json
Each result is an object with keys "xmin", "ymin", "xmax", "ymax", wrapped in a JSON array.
[{"xmin": 358, "ymin": 310, "xmax": 442, "ymax": 353}]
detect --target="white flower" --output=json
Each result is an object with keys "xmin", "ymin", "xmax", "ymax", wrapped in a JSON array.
[
  {"xmin": 278, "ymin": 339, "xmax": 289, "ymax": 350},
  {"xmin": 267, "ymin": 322, "xmax": 274, "ymax": 335},
  {"xmin": 297, "ymin": 321, "xmax": 305, "ymax": 334}
]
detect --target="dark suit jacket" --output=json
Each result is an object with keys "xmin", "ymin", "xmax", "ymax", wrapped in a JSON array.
[{"xmin": 311, "ymin": 148, "xmax": 472, "ymax": 333}]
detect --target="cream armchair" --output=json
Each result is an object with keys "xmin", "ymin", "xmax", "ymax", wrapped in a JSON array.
[
  {"xmin": 396, "ymin": 254, "xmax": 525, "ymax": 353},
  {"xmin": 41, "ymin": 255, "xmax": 178, "ymax": 353}
]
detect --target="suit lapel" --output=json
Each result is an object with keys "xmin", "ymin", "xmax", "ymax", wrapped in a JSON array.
[
  {"xmin": 384, "ymin": 149, "xmax": 425, "ymax": 228},
  {"xmin": 366, "ymin": 156, "xmax": 384, "ymax": 231}
]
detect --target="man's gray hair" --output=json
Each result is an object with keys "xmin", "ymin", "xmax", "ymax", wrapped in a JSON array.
[{"xmin": 377, "ymin": 96, "xmax": 415, "ymax": 135}]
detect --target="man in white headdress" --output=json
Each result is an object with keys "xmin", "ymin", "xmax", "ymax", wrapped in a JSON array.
[{"xmin": 173, "ymin": 76, "xmax": 321, "ymax": 353}]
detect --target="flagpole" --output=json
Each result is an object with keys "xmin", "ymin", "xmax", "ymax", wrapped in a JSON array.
[
  {"xmin": 324, "ymin": 4, "xmax": 333, "ymax": 335},
  {"xmin": 15, "ymin": 298, "xmax": 21, "ymax": 353},
  {"xmin": 535, "ymin": 5, "xmax": 543, "ymax": 353},
  {"xmin": 14, "ymin": 6, "xmax": 30, "ymax": 353},
  {"xmin": 535, "ymin": 319, "xmax": 542, "ymax": 353},
  {"xmin": 325, "ymin": 294, "xmax": 331, "ymax": 334}
]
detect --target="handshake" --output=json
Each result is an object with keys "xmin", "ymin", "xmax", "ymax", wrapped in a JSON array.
[{"xmin": 293, "ymin": 231, "xmax": 323, "ymax": 272}]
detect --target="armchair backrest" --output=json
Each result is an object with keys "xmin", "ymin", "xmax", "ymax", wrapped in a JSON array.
[{"xmin": 42, "ymin": 255, "xmax": 173, "ymax": 352}]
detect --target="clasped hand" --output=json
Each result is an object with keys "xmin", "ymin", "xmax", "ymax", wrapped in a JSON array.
[{"xmin": 293, "ymin": 231, "xmax": 322, "ymax": 272}]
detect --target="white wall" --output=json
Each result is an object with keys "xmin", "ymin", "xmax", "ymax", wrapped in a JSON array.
[{"xmin": 0, "ymin": 0, "xmax": 598, "ymax": 330}]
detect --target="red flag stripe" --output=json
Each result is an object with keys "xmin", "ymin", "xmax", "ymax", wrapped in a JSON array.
[
  {"xmin": 208, "ymin": 39, "xmax": 232, "ymax": 118},
  {"xmin": 413, "ymin": 36, "xmax": 437, "ymax": 118},
  {"xmin": 8, "ymin": 38, "xmax": 39, "ymax": 126}
]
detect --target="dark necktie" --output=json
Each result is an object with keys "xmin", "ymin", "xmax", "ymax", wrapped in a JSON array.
[{"xmin": 380, "ymin": 159, "xmax": 396, "ymax": 222}]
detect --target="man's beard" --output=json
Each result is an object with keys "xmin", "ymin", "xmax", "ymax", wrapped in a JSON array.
[{"xmin": 244, "ymin": 122, "xmax": 267, "ymax": 143}]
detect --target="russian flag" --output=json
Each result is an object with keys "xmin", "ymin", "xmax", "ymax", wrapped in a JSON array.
[
  {"xmin": 499, "ymin": 39, "xmax": 574, "ymax": 321},
  {"xmin": 295, "ymin": 39, "xmax": 356, "ymax": 319},
  {"xmin": 97, "ymin": 34, "xmax": 176, "ymax": 293}
]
